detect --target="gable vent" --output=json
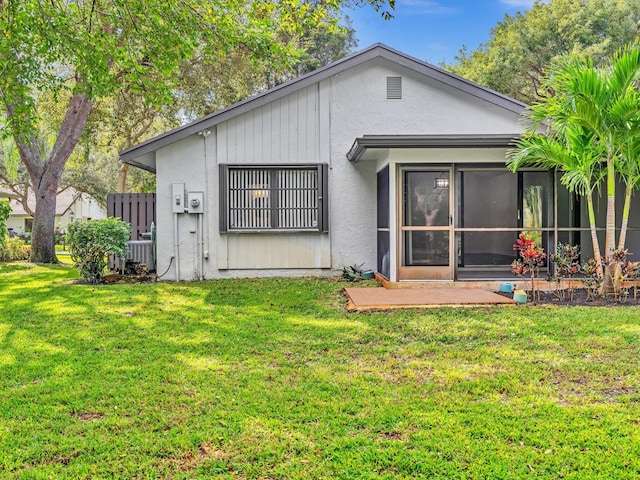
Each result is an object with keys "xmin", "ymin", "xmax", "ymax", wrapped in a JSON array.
[{"xmin": 386, "ymin": 76, "xmax": 402, "ymax": 100}]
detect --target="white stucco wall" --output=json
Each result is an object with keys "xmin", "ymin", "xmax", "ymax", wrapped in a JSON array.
[
  {"xmin": 153, "ymin": 55, "xmax": 526, "ymax": 281},
  {"xmin": 325, "ymin": 59, "xmax": 525, "ymax": 275},
  {"xmin": 6, "ymin": 215, "xmax": 26, "ymax": 234},
  {"xmin": 68, "ymin": 196, "xmax": 106, "ymax": 223},
  {"xmin": 155, "ymin": 134, "xmax": 211, "ymax": 281}
]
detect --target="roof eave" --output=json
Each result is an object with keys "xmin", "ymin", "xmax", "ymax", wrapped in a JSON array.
[{"xmin": 347, "ymin": 134, "xmax": 520, "ymax": 162}]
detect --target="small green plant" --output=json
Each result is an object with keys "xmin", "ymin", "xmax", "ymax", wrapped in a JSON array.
[
  {"xmin": 341, "ymin": 263, "xmax": 373, "ymax": 282},
  {"xmin": 623, "ymin": 260, "xmax": 640, "ymax": 300},
  {"xmin": 511, "ymin": 232, "xmax": 546, "ymax": 302},
  {"xmin": 67, "ymin": 218, "xmax": 130, "ymax": 284},
  {"xmin": 0, "ymin": 237, "xmax": 30, "ymax": 261},
  {"xmin": 581, "ymin": 258, "xmax": 603, "ymax": 301},
  {"xmin": 0, "ymin": 199, "xmax": 11, "ymax": 250},
  {"xmin": 549, "ymin": 243, "xmax": 581, "ymax": 301},
  {"xmin": 603, "ymin": 248, "xmax": 640, "ymax": 300}
]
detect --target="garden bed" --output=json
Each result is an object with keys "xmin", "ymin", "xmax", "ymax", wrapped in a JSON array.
[{"xmin": 497, "ymin": 287, "xmax": 640, "ymax": 306}]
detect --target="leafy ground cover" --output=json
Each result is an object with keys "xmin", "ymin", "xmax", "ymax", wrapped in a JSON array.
[{"xmin": 1, "ymin": 262, "xmax": 639, "ymax": 479}]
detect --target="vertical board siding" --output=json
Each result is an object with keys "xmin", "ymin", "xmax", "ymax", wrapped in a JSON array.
[
  {"xmin": 226, "ymin": 233, "xmax": 331, "ymax": 269},
  {"xmin": 220, "ymin": 86, "xmax": 320, "ymax": 164}
]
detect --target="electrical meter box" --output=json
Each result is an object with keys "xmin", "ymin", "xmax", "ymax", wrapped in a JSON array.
[{"xmin": 187, "ymin": 191, "xmax": 204, "ymax": 214}]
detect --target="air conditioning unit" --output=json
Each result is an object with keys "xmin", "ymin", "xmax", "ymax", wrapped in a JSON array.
[{"xmin": 127, "ymin": 240, "xmax": 154, "ymax": 271}]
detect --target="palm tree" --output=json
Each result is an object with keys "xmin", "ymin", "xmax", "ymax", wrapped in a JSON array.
[
  {"xmin": 508, "ymin": 43, "xmax": 640, "ymax": 295},
  {"xmin": 508, "ymin": 126, "xmax": 605, "ymax": 277}
]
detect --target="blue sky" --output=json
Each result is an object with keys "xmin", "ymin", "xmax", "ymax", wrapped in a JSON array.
[{"xmin": 345, "ymin": 0, "xmax": 543, "ymax": 65}]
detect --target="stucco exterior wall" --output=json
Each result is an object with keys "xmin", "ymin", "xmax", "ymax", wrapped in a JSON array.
[
  {"xmin": 153, "ymin": 83, "xmax": 332, "ymax": 280},
  {"xmin": 325, "ymin": 59, "xmax": 524, "ymax": 275},
  {"xmin": 152, "ymin": 55, "xmax": 525, "ymax": 281},
  {"xmin": 155, "ymin": 134, "xmax": 210, "ymax": 281},
  {"xmin": 6, "ymin": 215, "xmax": 26, "ymax": 234}
]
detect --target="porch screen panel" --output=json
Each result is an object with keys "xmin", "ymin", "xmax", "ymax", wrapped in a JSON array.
[
  {"xmin": 556, "ymin": 174, "xmax": 582, "ymax": 247},
  {"xmin": 461, "ymin": 171, "xmax": 517, "ymax": 266},
  {"xmin": 522, "ymin": 171, "xmax": 550, "ymax": 251},
  {"xmin": 377, "ymin": 167, "xmax": 390, "ymax": 278}
]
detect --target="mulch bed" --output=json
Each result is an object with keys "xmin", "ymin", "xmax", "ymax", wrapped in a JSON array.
[
  {"xmin": 104, "ymin": 273, "xmax": 156, "ymax": 284},
  {"xmin": 497, "ymin": 288, "xmax": 640, "ymax": 307}
]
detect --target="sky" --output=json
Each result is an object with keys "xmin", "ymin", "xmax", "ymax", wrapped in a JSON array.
[{"xmin": 345, "ymin": 0, "xmax": 544, "ymax": 65}]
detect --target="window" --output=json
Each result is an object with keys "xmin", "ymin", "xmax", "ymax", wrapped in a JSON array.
[{"xmin": 220, "ymin": 165, "xmax": 328, "ymax": 232}]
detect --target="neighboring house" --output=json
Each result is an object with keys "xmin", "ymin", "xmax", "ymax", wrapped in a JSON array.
[
  {"xmin": 120, "ymin": 44, "xmax": 640, "ymax": 282},
  {"xmin": 1, "ymin": 188, "xmax": 106, "ymax": 235}
]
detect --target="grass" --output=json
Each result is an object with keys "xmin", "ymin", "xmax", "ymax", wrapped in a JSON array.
[{"xmin": 1, "ymin": 262, "xmax": 639, "ymax": 479}]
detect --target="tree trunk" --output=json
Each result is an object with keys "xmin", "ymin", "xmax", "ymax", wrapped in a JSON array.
[
  {"xmin": 586, "ymin": 193, "xmax": 603, "ymax": 277},
  {"xmin": 602, "ymin": 159, "xmax": 617, "ymax": 296},
  {"xmin": 118, "ymin": 163, "xmax": 129, "ymax": 193},
  {"xmin": 30, "ymin": 181, "xmax": 58, "ymax": 263},
  {"xmin": 12, "ymin": 94, "xmax": 93, "ymax": 263},
  {"xmin": 617, "ymin": 186, "xmax": 632, "ymax": 250}
]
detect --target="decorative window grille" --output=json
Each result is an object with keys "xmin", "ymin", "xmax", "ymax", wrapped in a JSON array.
[{"xmin": 220, "ymin": 165, "xmax": 328, "ymax": 232}]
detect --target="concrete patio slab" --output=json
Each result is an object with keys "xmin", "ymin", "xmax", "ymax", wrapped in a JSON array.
[{"xmin": 345, "ymin": 287, "xmax": 517, "ymax": 311}]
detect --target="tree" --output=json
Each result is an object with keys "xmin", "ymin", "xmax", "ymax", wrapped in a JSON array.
[
  {"xmin": 115, "ymin": 16, "xmax": 360, "ymax": 191},
  {"xmin": 1, "ymin": 118, "xmax": 118, "ymax": 211},
  {"xmin": 447, "ymin": 0, "xmax": 640, "ymax": 103},
  {"xmin": 507, "ymin": 44, "xmax": 640, "ymax": 295},
  {"xmin": 0, "ymin": 0, "xmax": 394, "ymax": 264}
]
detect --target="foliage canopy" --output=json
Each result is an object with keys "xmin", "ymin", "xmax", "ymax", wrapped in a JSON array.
[
  {"xmin": 447, "ymin": 0, "xmax": 640, "ymax": 103},
  {"xmin": 0, "ymin": 0, "xmax": 394, "ymax": 263}
]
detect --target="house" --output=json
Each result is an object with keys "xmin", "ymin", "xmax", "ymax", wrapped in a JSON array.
[
  {"xmin": 120, "ymin": 44, "xmax": 640, "ymax": 282},
  {"xmin": 2, "ymin": 188, "xmax": 106, "ymax": 235}
]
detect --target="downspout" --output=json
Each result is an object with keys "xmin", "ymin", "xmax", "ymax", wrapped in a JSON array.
[
  {"xmin": 198, "ymin": 212, "xmax": 204, "ymax": 281},
  {"xmin": 174, "ymin": 212, "xmax": 180, "ymax": 282},
  {"xmin": 199, "ymin": 129, "xmax": 211, "ymax": 278}
]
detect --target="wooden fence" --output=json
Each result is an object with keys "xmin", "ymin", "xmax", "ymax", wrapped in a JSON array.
[{"xmin": 107, "ymin": 193, "xmax": 156, "ymax": 240}]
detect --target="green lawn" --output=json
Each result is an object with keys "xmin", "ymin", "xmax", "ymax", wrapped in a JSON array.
[{"xmin": 1, "ymin": 262, "xmax": 639, "ymax": 479}]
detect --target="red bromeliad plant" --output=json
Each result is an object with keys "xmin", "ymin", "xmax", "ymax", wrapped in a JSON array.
[{"xmin": 511, "ymin": 233, "xmax": 547, "ymax": 302}]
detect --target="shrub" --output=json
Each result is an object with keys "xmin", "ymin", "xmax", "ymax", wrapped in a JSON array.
[
  {"xmin": 581, "ymin": 258, "xmax": 603, "ymax": 300},
  {"xmin": 67, "ymin": 218, "xmax": 130, "ymax": 284},
  {"xmin": 549, "ymin": 243, "xmax": 581, "ymax": 301},
  {"xmin": 0, "ymin": 199, "xmax": 10, "ymax": 250},
  {"xmin": 0, "ymin": 237, "xmax": 29, "ymax": 261},
  {"xmin": 511, "ymin": 233, "xmax": 546, "ymax": 302},
  {"xmin": 18, "ymin": 231, "xmax": 31, "ymax": 243}
]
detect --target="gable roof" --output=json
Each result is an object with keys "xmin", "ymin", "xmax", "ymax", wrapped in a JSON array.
[
  {"xmin": 121, "ymin": 43, "xmax": 527, "ymax": 173},
  {"xmin": 0, "ymin": 187, "xmax": 81, "ymax": 216}
]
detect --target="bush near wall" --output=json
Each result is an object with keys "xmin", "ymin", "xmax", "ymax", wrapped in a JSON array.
[
  {"xmin": 67, "ymin": 218, "xmax": 130, "ymax": 284},
  {"xmin": 0, "ymin": 199, "xmax": 11, "ymax": 250},
  {"xmin": 0, "ymin": 237, "xmax": 30, "ymax": 261}
]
